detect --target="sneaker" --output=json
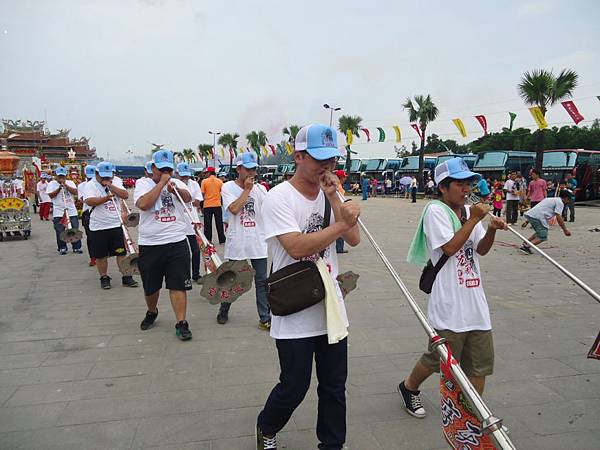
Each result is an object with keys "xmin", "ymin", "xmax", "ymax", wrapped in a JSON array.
[
  {"xmin": 175, "ymin": 320, "xmax": 192, "ymax": 340},
  {"xmin": 100, "ymin": 275, "xmax": 112, "ymax": 289},
  {"xmin": 59, "ymin": 248, "xmax": 68, "ymax": 255},
  {"xmin": 89, "ymin": 258, "xmax": 96, "ymax": 266},
  {"xmin": 258, "ymin": 320, "xmax": 271, "ymax": 331},
  {"xmin": 193, "ymin": 276, "xmax": 204, "ymax": 285},
  {"xmin": 217, "ymin": 308, "xmax": 229, "ymax": 325},
  {"xmin": 73, "ymin": 249, "xmax": 83, "ymax": 254},
  {"xmin": 519, "ymin": 245, "xmax": 533, "ymax": 255},
  {"xmin": 122, "ymin": 276, "xmax": 139, "ymax": 287},
  {"xmin": 256, "ymin": 423, "xmax": 277, "ymax": 450},
  {"xmin": 140, "ymin": 309, "xmax": 158, "ymax": 330},
  {"xmin": 397, "ymin": 381, "xmax": 426, "ymax": 418}
]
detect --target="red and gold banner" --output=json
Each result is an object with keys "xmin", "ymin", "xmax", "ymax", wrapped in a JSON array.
[
  {"xmin": 528, "ymin": 107, "xmax": 548, "ymax": 130},
  {"xmin": 561, "ymin": 100, "xmax": 585, "ymax": 125},
  {"xmin": 452, "ymin": 119, "xmax": 468, "ymax": 138},
  {"xmin": 475, "ymin": 115, "xmax": 488, "ymax": 135},
  {"xmin": 268, "ymin": 144, "xmax": 276, "ymax": 156},
  {"xmin": 410, "ymin": 123, "xmax": 423, "ymax": 140},
  {"xmin": 361, "ymin": 128, "xmax": 371, "ymax": 142},
  {"xmin": 393, "ymin": 125, "xmax": 402, "ymax": 143}
]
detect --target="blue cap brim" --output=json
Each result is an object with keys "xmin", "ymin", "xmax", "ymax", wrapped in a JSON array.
[
  {"xmin": 178, "ymin": 171, "xmax": 192, "ymax": 177},
  {"xmin": 451, "ymin": 170, "xmax": 482, "ymax": 182},
  {"xmin": 97, "ymin": 171, "xmax": 113, "ymax": 178},
  {"xmin": 306, "ymin": 147, "xmax": 341, "ymax": 161},
  {"xmin": 155, "ymin": 162, "xmax": 174, "ymax": 170},
  {"xmin": 241, "ymin": 162, "xmax": 258, "ymax": 169}
]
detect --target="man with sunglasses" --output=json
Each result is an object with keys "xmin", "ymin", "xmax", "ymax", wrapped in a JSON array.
[
  {"xmin": 134, "ymin": 150, "xmax": 194, "ymax": 341},
  {"xmin": 256, "ymin": 124, "xmax": 360, "ymax": 450},
  {"xmin": 83, "ymin": 162, "xmax": 139, "ymax": 289}
]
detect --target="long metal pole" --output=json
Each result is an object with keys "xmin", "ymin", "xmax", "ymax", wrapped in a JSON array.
[{"xmin": 341, "ymin": 193, "xmax": 516, "ymax": 450}]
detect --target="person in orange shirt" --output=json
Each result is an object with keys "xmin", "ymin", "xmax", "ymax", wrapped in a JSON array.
[
  {"xmin": 335, "ymin": 169, "xmax": 348, "ymax": 254},
  {"xmin": 200, "ymin": 166, "xmax": 226, "ymax": 244}
]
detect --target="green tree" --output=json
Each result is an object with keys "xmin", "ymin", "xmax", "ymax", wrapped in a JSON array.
[
  {"xmin": 197, "ymin": 144, "xmax": 213, "ymax": 167},
  {"xmin": 218, "ymin": 132, "xmax": 240, "ymax": 168},
  {"xmin": 182, "ymin": 148, "xmax": 196, "ymax": 164},
  {"xmin": 337, "ymin": 115, "xmax": 362, "ymax": 172},
  {"xmin": 246, "ymin": 130, "xmax": 268, "ymax": 165},
  {"xmin": 517, "ymin": 68, "xmax": 578, "ymax": 171},
  {"xmin": 282, "ymin": 125, "xmax": 301, "ymax": 146},
  {"xmin": 173, "ymin": 151, "xmax": 184, "ymax": 163},
  {"xmin": 403, "ymin": 94, "xmax": 439, "ymax": 188}
]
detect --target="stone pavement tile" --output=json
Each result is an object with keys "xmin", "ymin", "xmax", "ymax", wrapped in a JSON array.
[
  {"xmin": 208, "ymin": 436, "xmax": 253, "ymax": 450},
  {"xmin": 87, "ymin": 357, "xmax": 169, "ymax": 379},
  {"xmin": 0, "ymin": 335, "xmax": 110, "ymax": 356},
  {"xmin": 211, "ymin": 349, "xmax": 278, "ymax": 369},
  {"xmin": 0, "ymin": 386, "xmax": 17, "ymax": 406},
  {"xmin": 483, "ymin": 379, "xmax": 564, "ymax": 408},
  {"xmin": 556, "ymin": 354, "xmax": 600, "ymax": 375},
  {"xmin": 56, "ymin": 388, "xmax": 212, "ymax": 426},
  {"xmin": 493, "ymin": 357, "xmax": 579, "ymax": 382},
  {"xmin": 140, "ymin": 442, "xmax": 211, "ymax": 450},
  {"xmin": 148, "ymin": 369, "xmax": 211, "ymax": 393},
  {"xmin": 5, "ymin": 374, "xmax": 151, "ymax": 406},
  {"xmin": 0, "ymin": 402, "xmax": 67, "ymax": 433},
  {"xmin": 0, "ymin": 419, "xmax": 139, "ymax": 450},
  {"xmin": 367, "ymin": 418, "xmax": 447, "ymax": 449},
  {"xmin": 0, "ymin": 329, "xmax": 69, "ymax": 343},
  {"xmin": 212, "ymin": 363, "xmax": 279, "ymax": 388},
  {"xmin": 42, "ymin": 342, "xmax": 165, "ymax": 366},
  {"xmin": 109, "ymin": 330, "xmax": 175, "ymax": 347},
  {"xmin": 0, "ymin": 362, "xmax": 93, "ymax": 387},
  {"xmin": 348, "ymin": 354, "xmax": 398, "ymax": 375},
  {"xmin": 540, "ymin": 373, "xmax": 600, "ymax": 400},
  {"xmin": 0, "ymin": 352, "xmax": 49, "ymax": 370},
  {"xmin": 512, "ymin": 430, "xmax": 600, "ymax": 450}
]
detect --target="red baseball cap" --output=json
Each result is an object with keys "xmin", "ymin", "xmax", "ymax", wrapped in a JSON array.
[
  {"xmin": 206, "ymin": 166, "xmax": 215, "ymax": 173},
  {"xmin": 335, "ymin": 169, "xmax": 347, "ymax": 178}
]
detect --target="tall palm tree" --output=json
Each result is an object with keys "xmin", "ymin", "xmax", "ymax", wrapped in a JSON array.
[
  {"xmin": 337, "ymin": 115, "xmax": 362, "ymax": 172},
  {"xmin": 282, "ymin": 125, "xmax": 301, "ymax": 146},
  {"xmin": 246, "ymin": 130, "xmax": 268, "ymax": 165},
  {"xmin": 197, "ymin": 144, "xmax": 213, "ymax": 167},
  {"xmin": 173, "ymin": 151, "xmax": 184, "ymax": 163},
  {"xmin": 403, "ymin": 95, "xmax": 439, "ymax": 189},
  {"xmin": 218, "ymin": 132, "xmax": 240, "ymax": 169},
  {"xmin": 182, "ymin": 148, "xmax": 196, "ymax": 164},
  {"xmin": 518, "ymin": 68, "xmax": 578, "ymax": 171}
]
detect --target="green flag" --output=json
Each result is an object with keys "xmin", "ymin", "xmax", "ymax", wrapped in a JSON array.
[
  {"xmin": 597, "ymin": 96, "xmax": 600, "ymax": 102},
  {"xmin": 377, "ymin": 127, "xmax": 386, "ymax": 142},
  {"xmin": 508, "ymin": 112, "xmax": 517, "ymax": 131}
]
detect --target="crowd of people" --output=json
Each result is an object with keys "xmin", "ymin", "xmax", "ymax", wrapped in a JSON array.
[{"xmin": 28, "ymin": 125, "xmax": 582, "ymax": 450}]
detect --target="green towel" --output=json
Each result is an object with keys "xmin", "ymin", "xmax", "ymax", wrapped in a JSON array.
[{"xmin": 406, "ymin": 200, "xmax": 462, "ymax": 266}]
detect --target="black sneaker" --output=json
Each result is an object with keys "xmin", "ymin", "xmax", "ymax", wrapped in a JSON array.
[
  {"xmin": 397, "ymin": 381, "xmax": 426, "ymax": 418},
  {"xmin": 256, "ymin": 423, "xmax": 277, "ymax": 450},
  {"xmin": 519, "ymin": 245, "xmax": 534, "ymax": 255},
  {"xmin": 100, "ymin": 276, "xmax": 112, "ymax": 289},
  {"xmin": 175, "ymin": 320, "xmax": 192, "ymax": 340},
  {"xmin": 73, "ymin": 249, "xmax": 83, "ymax": 254},
  {"xmin": 217, "ymin": 308, "xmax": 229, "ymax": 325},
  {"xmin": 122, "ymin": 276, "xmax": 139, "ymax": 287},
  {"xmin": 140, "ymin": 310, "xmax": 158, "ymax": 330}
]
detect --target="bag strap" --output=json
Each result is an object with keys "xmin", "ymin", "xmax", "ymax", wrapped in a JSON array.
[
  {"xmin": 319, "ymin": 196, "xmax": 332, "ymax": 258},
  {"xmin": 431, "ymin": 205, "xmax": 468, "ymax": 272}
]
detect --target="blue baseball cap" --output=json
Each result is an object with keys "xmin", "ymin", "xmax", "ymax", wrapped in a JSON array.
[
  {"xmin": 84, "ymin": 165, "xmax": 96, "ymax": 179},
  {"xmin": 434, "ymin": 158, "xmax": 481, "ymax": 184},
  {"xmin": 236, "ymin": 152, "xmax": 258, "ymax": 169},
  {"xmin": 177, "ymin": 162, "xmax": 192, "ymax": 177},
  {"xmin": 145, "ymin": 160, "xmax": 153, "ymax": 173},
  {"xmin": 153, "ymin": 150, "xmax": 175, "ymax": 170},
  {"xmin": 96, "ymin": 161, "xmax": 115, "ymax": 178},
  {"xmin": 55, "ymin": 167, "xmax": 67, "ymax": 176},
  {"xmin": 294, "ymin": 124, "xmax": 341, "ymax": 160}
]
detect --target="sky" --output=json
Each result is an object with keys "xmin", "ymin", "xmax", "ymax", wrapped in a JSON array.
[{"xmin": 1, "ymin": 0, "xmax": 600, "ymax": 162}]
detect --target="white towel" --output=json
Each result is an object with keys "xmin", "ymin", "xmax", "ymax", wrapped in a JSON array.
[{"xmin": 316, "ymin": 258, "xmax": 348, "ymax": 344}]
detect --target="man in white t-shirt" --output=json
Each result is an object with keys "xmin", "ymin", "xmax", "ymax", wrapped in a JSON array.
[
  {"xmin": 79, "ymin": 165, "xmax": 96, "ymax": 266},
  {"xmin": 83, "ymin": 162, "xmax": 139, "ymax": 290},
  {"xmin": 218, "ymin": 152, "xmax": 270, "ymax": 329},
  {"xmin": 398, "ymin": 157, "xmax": 507, "ymax": 419},
  {"xmin": 256, "ymin": 124, "xmax": 360, "ymax": 450},
  {"xmin": 36, "ymin": 172, "xmax": 52, "ymax": 220},
  {"xmin": 47, "ymin": 167, "xmax": 83, "ymax": 255},
  {"xmin": 134, "ymin": 150, "xmax": 194, "ymax": 341},
  {"xmin": 503, "ymin": 171, "xmax": 519, "ymax": 224},
  {"xmin": 176, "ymin": 162, "xmax": 204, "ymax": 283}
]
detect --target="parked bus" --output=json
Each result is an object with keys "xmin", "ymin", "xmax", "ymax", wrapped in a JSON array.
[
  {"xmin": 473, "ymin": 151, "xmax": 535, "ymax": 181},
  {"xmin": 114, "ymin": 165, "xmax": 146, "ymax": 179},
  {"xmin": 542, "ymin": 149, "xmax": 600, "ymax": 201},
  {"xmin": 381, "ymin": 158, "xmax": 402, "ymax": 181},
  {"xmin": 395, "ymin": 155, "xmax": 437, "ymax": 178},
  {"xmin": 436, "ymin": 154, "xmax": 477, "ymax": 169}
]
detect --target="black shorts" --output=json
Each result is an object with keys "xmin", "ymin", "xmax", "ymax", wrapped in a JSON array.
[
  {"xmin": 88, "ymin": 227, "xmax": 126, "ymax": 258},
  {"xmin": 138, "ymin": 239, "xmax": 192, "ymax": 296}
]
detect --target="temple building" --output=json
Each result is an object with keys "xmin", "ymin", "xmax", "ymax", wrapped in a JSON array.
[{"xmin": 0, "ymin": 119, "xmax": 96, "ymax": 163}]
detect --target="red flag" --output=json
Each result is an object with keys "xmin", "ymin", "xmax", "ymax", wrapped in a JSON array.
[
  {"xmin": 410, "ymin": 123, "xmax": 423, "ymax": 140},
  {"xmin": 561, "ymin": 100, "xmax": 585, "ymax": 125},
  {"xmin": 229, "ymin": 148, "xmax": 234, "ymax": 159},
  {"xmin": 268, "ymin": 144, "xmax": 276, "ymax": 156},
  {"xmin": 360, "ymin": 128, "xmax": 371, "ymax": 142},
  {"xmin": 475, "ymin": 115, "xmax": 488, "ymax": 135}
]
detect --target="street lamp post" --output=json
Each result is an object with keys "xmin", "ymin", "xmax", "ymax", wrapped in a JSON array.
[
  {"xmin": 323, "ymin": 104, "xmax": 341, "ymax": 127},
  {"xmin": 208, "ymin": 131, "xmax": 221, "ymax": 169}
]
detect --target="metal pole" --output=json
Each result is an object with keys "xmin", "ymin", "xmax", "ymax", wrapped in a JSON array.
[{"xmin": 339, "ymin": 192, "xmax": 516, "ymax": 450}]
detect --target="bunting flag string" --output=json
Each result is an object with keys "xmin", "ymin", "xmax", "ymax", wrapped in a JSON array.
[
  {"xmin": 377, "ymin": 127, "xmax": 386, "ymax": 142},
  {"xmin": 528, "ymin": 106, "xmax": 548, "ymax": 130},
  {"xmin": 474, "ymin": 115, "xmax": 488, "ymax": 135},
  {"xmin": 410, "ymin": 123, "xmax": 423, "ymax": 140},
  {"xmin": 361, "ymin": 128, "xmax": 371, "ymax": 142},
  {"xmin": 452, "ymin": 119, "xmax": 468, "ymax": 138},
  {"xmin": 561, "ymin": 100, "xmax": 585, "ymax": 125},
  {"xmin": 346, "ymin": 130, "xmax": 354, "ymax": 145},
  {"xmin": 268, "ymin": 144, "xmax": 277, "ymax": 156},
  {"xmin": 508, "ymin": 112, "xmax": 517, "ymax": 131},
  {"xmin": 285, "ymin": 142, "xmax": 293, "ymax": 155},
  {"xmin": 392, "ymin": 126, "xmax": 401, "ymax": 143}
]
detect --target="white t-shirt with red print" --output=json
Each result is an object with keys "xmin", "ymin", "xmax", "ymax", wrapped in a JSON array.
[{"xmin": 261, "ymin": 181, "xmax": 348, "ymax": 339}]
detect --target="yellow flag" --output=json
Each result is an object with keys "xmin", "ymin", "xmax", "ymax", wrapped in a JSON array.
[
  {"xmin": 219, "ymin": 147, "xmax": 225, "ymax": 158},
  {"xmin": 346, "ymin": 129, "xmax": 353, "ymax": 145},
  {"xmin": 285, "ymin": 142, "xmax": 293, "ymax": 155},
  {"xmin": 260, "ymin": 145, "xmax": 267, "ymax": 156},
  {"xmin": 528, "ymin": 107, "xmax": 548, "ymax": 130},
  {"xmin": 452, "ymin": 119, "xmax": 468, "ymax": 138},
  {"xmin": 392, "ymin": 126, "xmax": 401, "ymax": 142}
]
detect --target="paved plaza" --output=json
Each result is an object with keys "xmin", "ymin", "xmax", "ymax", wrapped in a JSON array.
[{"xmin": 0, "ymin": 197, "xmax": 599, "ymax": 450}]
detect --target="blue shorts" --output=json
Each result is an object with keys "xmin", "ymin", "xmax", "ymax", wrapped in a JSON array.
[{"xmin": 527, "ymin": 217, "xmax": 548, "ymax": 241}]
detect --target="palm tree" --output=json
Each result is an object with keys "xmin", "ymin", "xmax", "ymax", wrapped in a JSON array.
[
  {"xmin": 218, "ymin": 133, "xmax": 240, "ymax": 169},
  {"xmin": 282, "ymin": 125, "xmax": 301, "ymax": 146},
  {"xmin": 246, "ymin": 130, "xmax": 268, "ymax": 165},
  {"xmin": 518, "ymin": 68, "xmax": 578, "ymax": 171},
  {"xmin": 403, "ymin": 95, "xmax": 439, "ymax": 189},
  {"xmin": 173, "ymin": 151, "xmax": 184, "ymax": 163},
  {"xmin": 197, "ymin": 144, "xmax": 213, "ymax": 167},
  {"xmin": 182, "ymin": 148, "xmax": 196, "ymax": 164},
  {"xmin": 337, "ymin": 115, "xmax": 362, "ymax": 172}
]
